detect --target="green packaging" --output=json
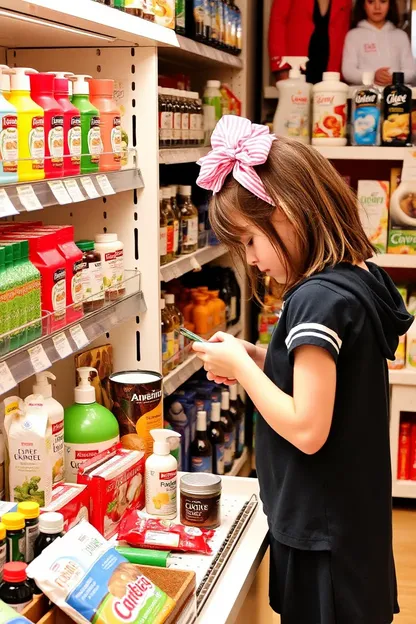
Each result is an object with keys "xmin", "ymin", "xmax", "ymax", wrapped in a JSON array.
[
  {"xmin": 0, "ymin": 245, "xmax": 19, "ymax": 352},
  {"xmin": 71, "ymin": 75, "xmax": 101, "ymax": 174},
  {"xmin": 19, "ymin": 240, "xmax": 41, "ymax": 343},
  {"xmin": 0, "ymin": 249, "xmax": 9, "ymax": 356}
]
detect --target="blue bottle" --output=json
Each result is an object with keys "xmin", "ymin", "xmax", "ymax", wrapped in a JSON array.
[{"xmin": 351, "ymin": 71, "xmax": 381, "ymax": 146}]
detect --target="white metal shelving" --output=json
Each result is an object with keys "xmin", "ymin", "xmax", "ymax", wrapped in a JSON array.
[
  {"xmin": 160, "ymin": 34, "xmax": 243, "ymax": 68},
  {"xmin": 371, "ymin": 254, "xmax": 416, "ymax": 269},
  {"xmin": 314, "ymin": 146, "xmax": 409, "ymax": 160},
  {"xmin": 160, "ymin": 245, "xmax": 227, "ymax": 282},
  {"xmin": 159, "ymin": 147, "xmax": 210, "ymax": 165}
]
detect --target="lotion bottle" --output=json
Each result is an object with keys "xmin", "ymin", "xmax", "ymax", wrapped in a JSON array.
[
  {"xmin": 145, "ymin": 429, "xmax": 181, "ymax": 519},
  {"xmin": 272, "ymin": 56, "xmax": 311, "ymax": 143}
]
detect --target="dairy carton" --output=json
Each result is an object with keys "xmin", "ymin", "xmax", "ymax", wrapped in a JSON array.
[{"xmin": 357, "ymin": 180, "xmax": 389, "ymax": 253}]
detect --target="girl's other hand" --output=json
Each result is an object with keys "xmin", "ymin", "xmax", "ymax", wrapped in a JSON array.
[
  {"xmin": 192, "ymin": 332, "xmax": 250, "ymax": 381},
  {"xmin": 374, "ymin": 67, "xmax": 392, "ymax": 86}
]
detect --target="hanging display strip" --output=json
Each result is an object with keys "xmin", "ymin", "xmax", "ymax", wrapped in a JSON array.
[
  {"xmin": 160, "ymin": 244, "xmax": 227, "ymax": 282},
  {"xmin": 0, "ymin": 270, "xmax": 145, "ymax": 389}
]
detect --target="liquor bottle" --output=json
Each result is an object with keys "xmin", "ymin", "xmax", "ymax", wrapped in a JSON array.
[
  {"xmin": 161, "ymin": 298, "xmax": 175, "ymax": 375},
  {"xmin": 178, "ymin": 186, "xmax": 198, "ymax": 254},
  {"xmin": 208, "ymin": 401, "xmax": 225, "ymax": 475},
  {"xmin": 191, "ymin": 411, "xmax": 213, "ymax": 473},
  {"xmin": 220, "ymin": 390, "xmax": 235, "ymax": 473},
  {"xmin": 229, "ymin": 384, "xmax": 244, "ymax": 458},
  {"xmin": 160, "ymin": 190, "xmax": 168, "ymax": 266},
  {"xmin": 162, "ymin": 188, "xmax": 177, "ymax": 263}
]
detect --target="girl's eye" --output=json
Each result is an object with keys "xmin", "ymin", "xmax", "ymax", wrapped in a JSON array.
[{"xmin": 246, "ymin": 238, "xmax": 253, "ymax": 247}]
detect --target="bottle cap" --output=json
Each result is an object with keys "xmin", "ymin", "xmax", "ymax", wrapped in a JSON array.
[
  {"xmin": 3, "ymin": 562, "xmax": 27, "ymax": 583},
  {"xmin": 95, "ymin": 233, "xmax": 118, "ymax": 244},
  {"xmin": 71, "ymin": 75, "xmax": 92, "ymax": 96},
  {"xmin": 362, "ymin": 71, "xmax": 375, "ymax": 86},
  {"xmin": 211, "ymin": 401, "xmax": 221, "ymax": 422},
  {"xmin": 39, "ymin": 512, "xmax": 64, "ymax": 534},
  {"xmin": 29, "ymin": 73, "xmax": 56, "ymax": 95},
  {"xmin": 89, "ymin": 78, "xmax": 115, "ymax": 98},
  {"xmin": 2, "ymin": 512, "xmax": 25, "ymax": 531},
  {"xmin": 206, "ymin": 80, "xmax": 221, "ymax": 88},
  {"xmin": 76, "ymin": 239, "xmax": 95, "ymax": 252},
  {"xmin": 0, "ymin": 523, "xmax": 5, "ymax": 541},
  {"xmin": 229, "ymin": 384, "xmax": 238, "ymax": 400},
  {"xmin": 17, "ymin": 502, "xmax": 40, "ymax": 520},
  {"xmin": 393, "ymin": 72, "xmax": 404, "ymax": 84},
  {"xmin": 161, "ymin": 298, "xmax": 166, "ymax": 310},
  {"xmin": 323, "ymin": 72, "xmax": 340, "ymax": 81},
  {"xmin": 74, "ymin": 367, "xmax": 97, "ymax": 404},
  {"xmin": 48, "ymin": 72, "xmax": 75, "ymax": 97},
  {"xmin": 221, "ymin": 390, "xmax": 230, "ymax": 410},
  {"xmin": 162, "ymin": 187, "xmax": 172, "ymax": 200},
  {"xmin": 179, "ymin": 185, "xmax": 192, "ymax": 196},
  {"xmin": 10, "ymin": 68, "xmax": 38, "ymax": 92},
  {"xmin": 165, "ymin": 294, "xmax": 175, "ymax": 305},
  {"xmin": 0, "ymin": 65, "xmax": 12, "ymax": 94},
  {"xmin": 33, "ymin": 370, "xmax": 56, "ymax": 399},
  {"xmin": 197, "ymin": 410, "xmax": 207, "ymax": 431},
  {"xmin": 169, "ymin": 185, "xmax": 178, "ymax": 196},
  {"xmin": 149, "ymin": 428, "xmax": 180, "ymax": 456}
]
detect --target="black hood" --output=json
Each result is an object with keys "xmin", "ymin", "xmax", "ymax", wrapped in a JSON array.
[{"xmin": 285, "ymin": 262, "xmax": 413, "ymax": 360}]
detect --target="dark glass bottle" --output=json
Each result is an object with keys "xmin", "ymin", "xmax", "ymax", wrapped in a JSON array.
[
  {"xmin": 208, "ymin": 402, "xmax": 225, "ymax": 475},
  {"xmin": 191, "ymin": 411, "xmax": 213, "ymax": 473},
  {"xmin": 0, "ymin": 563, "xmax": 33, "ymax": 612},
  {"xmin": 203, "ymin": 0, "xmax": 211, "ymax": 41},
  {"xmin": 229, "ymin": 384, "xmax": 244, "ymax": 458},
  {"xmin": 220, "ymin": 390, "xmax": 235, "ymax": 473},
  {"xmin": 215, "ymin": 268, "xmax": 232, "ymax": 325},
  {"xmin": 227, "ymin": 268, "xmax": 241, "ymax": 325},
  {"xmin": 172, "ymin": 90, "xmax": 181, "ymax": 147},
  {"xmin": 382, "ymin": 72, "xmax": 412, "ymax": 147},
  {"xmin": 34, "ymin": 512, "xmax": 64, "ymax": 558}
]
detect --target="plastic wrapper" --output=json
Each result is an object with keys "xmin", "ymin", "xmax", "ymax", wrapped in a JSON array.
[{"xmin": 0, "ymin": 601, "xmax": 31, "ymax": 624}]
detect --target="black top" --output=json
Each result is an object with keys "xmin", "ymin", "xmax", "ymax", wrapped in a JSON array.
[{"xmin": 307, "ymin": 0, "xmax": 331, "ymax": 84}]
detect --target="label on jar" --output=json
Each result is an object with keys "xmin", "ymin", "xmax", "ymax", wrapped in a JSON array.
[
  {"xmin": 111, "ymin": 115, "xmax": 122, "ymax": 162},
  {"xmin": 10, "ymin": 602, "xmax": 31, "ymax": 614},
  {"xmin": 52, "ymin": 268, "xmax": 66, "ymax": 317},
  {"xmin": 160, "ymin": 226, "xmax": 167, "ymax": 257},
  {"xmin": 49, "ymin": 115, "xmax": 64, "ymax": 168},
  {"xmin": 115, "ymin": 248, "xmax": 124, "ymax": 290},
  {"xmin": 224, "ymin": 430, "xmax": 235, "ymax": 470},
  {"xmin": 0, "ymin": 541, "xmax": 5, "ymax": 580},
  {"xmin": 69, "ymin": 115, "xmax": 81, "ymax": 164},
  {"xmin": 167, "ymin": 224, "xmax": 174, "ymax": 255},
  {"xmin": 88, "ymin": 116, "xmax": 102, "ymax": 163},
  {"xmin": 6, "ymin": 534, "xmax": 25, "ymax": 563},
  {"xmin": 173, "ymin": 112, "xmax": 181, "ymax": 141},
  {"xmin": 181, "ymin": 112, "xmax": 190, "ymax": 142},
  {"xmin": 312, "ymin": 92, "xmax": 347, "ymax": 140},
  {"xmin": 160, "ymin": 112, "xmax": 173, "ymax": 141},
  {"xmin": 82, "ymin": 258, "xmax": 104, "ymax": 302},
  {"xmin": 72, "ymin": 259, "xmax": 84, "ymax": 304},
  {"xmin": 29, "ymin": 115, "xmax": 45, "ymax": 170},
  {"xmin": 102, "ymin": 250, "xmax": 118, "ymax": 293},
  {"xmin": 182, "ymin": 216, "xmax": 198, "ymax": 248},
  {"xmin": 191, "ymin": 455, "xmax": 212, "ymax": 473},
  {"xmin": 25, "ymin": 522, "xmax": 40, "ymax": 563},
  {"xmin": 0, "ymin": 115, "xmax": 18, "ymax": 173},
  {"xmin": 216, "ymin": 444, "xmax": 225, "ymax": 475},
  {"xmin": 64, "ymin": 439, "xmax": 119, "ymax": 483}
]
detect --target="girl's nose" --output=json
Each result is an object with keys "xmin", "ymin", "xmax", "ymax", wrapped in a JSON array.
[{"xmin": 246, "ymin": 247, "xmax": 258, "ymax": 266}]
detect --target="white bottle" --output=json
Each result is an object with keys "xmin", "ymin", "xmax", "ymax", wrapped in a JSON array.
[
  {"xmin": 32, "ymin": 371, "xmax": 64, "ymax": 485},
  {"xmin": 145, "ymin": 429, "xmax": 181, "ymax": 519},
  {"xmin": 273, "ymin": 56, "xmax": 311, "ymax": 144},
  {"xmin": 94, "ymin": 233, "xmax": 124, "ymax": 297},
  {"xmin": 312, "ymin": 72, "xmax": 348, "ymax": 146}
]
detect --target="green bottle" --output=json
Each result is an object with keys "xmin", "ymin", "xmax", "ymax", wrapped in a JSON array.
[
  {"xmin": 64, "ymin": 366, "xmax": 120, "ymax": 483},
  {"xmin": 71, "ymin": 75, "xmax": 101, "ymax": 174}
]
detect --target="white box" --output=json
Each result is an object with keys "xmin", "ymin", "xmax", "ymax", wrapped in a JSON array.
[{"xmin": 358, "ymin": 180, "xmax": 389, "ymax": 253}]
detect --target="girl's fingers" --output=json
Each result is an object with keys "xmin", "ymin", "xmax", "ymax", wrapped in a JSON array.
[{"xmin": 192, "ymin": 342, "xmax": 206, "ymax": 353}]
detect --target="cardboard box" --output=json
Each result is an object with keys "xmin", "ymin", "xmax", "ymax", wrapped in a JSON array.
[
  {"xmin": 388, "ymin": 179, "xmax": 416, "ymax": 254},
  {"xmin": 358, "ymin": 180, "xmax": 389, "ymax": 253},
  {"xmin": 40, "ymin": 483, "xmax": 89, "ymax": 532}
]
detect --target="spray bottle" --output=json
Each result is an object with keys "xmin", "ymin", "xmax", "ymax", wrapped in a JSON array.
[
  {"xmin": 70, "ymin": 75, "xmax": 101, "ymax": 174},
  {"xmin": 31, "ymin": 371, "xmax": 64, "ymax": 485},
  {"xmin": 272, "ymin": 57, "xmax": 311, "ymax": 144},
  {"xmin": 0, "ymin": 66, "xmax": 18, "ymax": 184},
  {"xmin": 64, "ymin": 367, "xmax": 119, "ymax": 483},
  {"xmin": 145, "ymin": 429, "xmax": 181, "ymax": 519}
]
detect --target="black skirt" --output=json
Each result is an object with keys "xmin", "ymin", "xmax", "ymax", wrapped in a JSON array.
[{"xmin": 269, "ymin": 534, "xmax": 400, "ymax": 624}]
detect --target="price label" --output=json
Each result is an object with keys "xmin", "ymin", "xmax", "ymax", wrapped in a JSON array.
[
  {"xmin": 96, "ymin": 174, "xmax": 115, "ymax": 196},
  {"xmin": 28, "ymin": 343, "xmax": 52, "ymax": 373},
  {"xmin": 80, "ymin": 177, "xmax": 100, "ymax": 199},
  {"xmin": 69, "ymin": 324, "xmax": 89, "ymax": 349},
  {"xmin": 52, "ymin": 332, "xmax": 73, "ymax": 359},
  {"xmin": 64, "ymin": 179, "xmax": 86, "ymax": 203},
  {"xmin": 48, "ymin": 180, "xmax": 72, "ymax": 205},
  {"xmin": 0, "ymin": 361, "xmax": 17, "ymax": 394},
  {"xmin": 0, "ymin": 189, "xmax": 18, "ymax": 217},
  {"xmin": 16, "ymin": 185, "xmax": 43, "ymax": 211}
]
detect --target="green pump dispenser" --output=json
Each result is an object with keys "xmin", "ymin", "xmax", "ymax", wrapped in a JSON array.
[{"xmin": 70, "ymin": 75, "xmax": 101, "ymax": 174}]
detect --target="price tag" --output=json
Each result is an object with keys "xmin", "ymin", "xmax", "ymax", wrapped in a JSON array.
[
  {"xmin": 64, "ymin": 179, "xmax": 86, "ymax": 203},
  {"xmin": 96, "ymin": 174, "xmax": 115, "ymax": 196},
  {"xmin": 80, "ymin": 177, "xmax": 100, "ymax": 199},
  {"xmin": 69, "ymin": 324, "xmax": 89, "ymax": 349},
  {"xmin": 16, "ymin": 185, "xmax": 43, "ymax": 211},
  {"xmin": 0, "ymin": 361, "xmax": 17, "ymax": 394},
  {"xmin": 28, "ymin": 343, "xmax": 52, "ymax": 373},
  {"xmin": 48, "ymin": 180, "xmax": 72, "ymax": 205},
  {"xmin": 0, "ymin": 189, "xmax": 18, "ymax": 217},
  {"xmin": 52, "ymin": 332, "xmax": 73, "ymax": 359}
]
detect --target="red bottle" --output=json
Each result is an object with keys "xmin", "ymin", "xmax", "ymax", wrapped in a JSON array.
[
  {"xmin": 397, "ymin": 422, "xmax": 411, "ymax": 480},
  {"xmin": 53, "ymin": 76, "xmax": 81, "ymax": 176},
  {"xmin": 29, "ymin": 73, "xmax": 64, "ymax": 179},
  {"xmin": 410, "ymin": 423, "xmax": 416, "ymax": 481}
]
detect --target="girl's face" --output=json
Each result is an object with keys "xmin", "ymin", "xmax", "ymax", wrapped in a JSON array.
[{"xmin": 364, "ymin": 0, "xmax": 389, "ymax": 25}]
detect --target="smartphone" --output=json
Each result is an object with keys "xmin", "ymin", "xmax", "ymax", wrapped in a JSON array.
[{"xmin": 179, "ymin": 327, "xmax": 206, "ymax": 343}]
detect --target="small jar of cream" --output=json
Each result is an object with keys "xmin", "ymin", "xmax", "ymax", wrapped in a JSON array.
[{"xmin": 180, "ymin": 474, "xmax": 222, "ymax": 529}]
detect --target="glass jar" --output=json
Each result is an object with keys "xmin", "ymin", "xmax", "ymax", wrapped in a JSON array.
[
  {"xmin": 180, "ymin": 473, "xmax": 222, "ymax": 529},
  {"xmin": 76, "ymin": 240, "xmax": 105, "ymax": 312}
]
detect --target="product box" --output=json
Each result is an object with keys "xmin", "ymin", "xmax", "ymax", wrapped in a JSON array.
[
  {"xmin": 357, "ymin": 180, "xmax": 389, "ymax": 253},
  {"xmin": 388, "ymin": 154, "xmax": 416, "ymax": 253},
  {"xmin": 40, "ymin": 483, "xmax": 89, "ymax": 532},
  {"xmin": 153, "ymin": 0, "xmax": 175, "ymax": 29},
  {"xmin": 78, "ymin": 445, "xmax": 145, "ymax": 539}
]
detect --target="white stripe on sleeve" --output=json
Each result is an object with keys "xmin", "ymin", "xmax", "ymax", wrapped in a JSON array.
[
  {"xmin": 286, "ymin": 331, "xmax": 340, "ymax": 354},
  {"xmin": 285, "ymin": 322, "xmax": 342, "ymax": 349}
]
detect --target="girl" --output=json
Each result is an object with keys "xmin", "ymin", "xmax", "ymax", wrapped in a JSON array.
[
  {"xmin": 194, "ymin": 115, "xmax": 413, "ymax": 624},
  {"xmin": 342, "ymin": 0, "xmax": 415, "ymax": 85}
]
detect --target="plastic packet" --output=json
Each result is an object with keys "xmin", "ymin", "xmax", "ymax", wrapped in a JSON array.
[
  {"xmin": 0, "ymin": 600, "xmax": 31, "ymax": 624},
  {"xmin": 118, "ymin": 512, "xmax": 214, "ymax": 555}
]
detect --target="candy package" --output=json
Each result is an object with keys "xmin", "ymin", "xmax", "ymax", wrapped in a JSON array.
[{"xmin": 118, "ymin": 512, "xmax": 214, "ymax": 555}]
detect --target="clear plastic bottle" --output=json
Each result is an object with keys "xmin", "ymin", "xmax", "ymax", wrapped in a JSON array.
[
  {"xmin": 160, "ymin": 189, "xmax": 168, "ymax": 266},
  {"xmin": 179, "ymin": 186, "xmax": 198, "ymax": 254},
  {"xmin": 203, "ymin": 80, "xmax": 222, "ymax": 145}
]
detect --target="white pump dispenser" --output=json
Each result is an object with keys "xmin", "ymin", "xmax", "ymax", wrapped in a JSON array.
[
  {"xmin": 71, "ymin": 75, "xmax": 92, "ymax": 96},
  {"xmin": 273, "ymin": 56, "xmax": 311, "ymax": 144},
  {"xmin": 10, "ymin": 68, "xmax": 38, "ymax": 92},
  {"xmin": 145, "ymin": 429, "xmax": 181, "ymax": 519},
  {"xmin": 74, "ymin": 367, "xmax": 97, "ymax": 404},
  {"xmin": 0, "ymin": 65, "xmax": 12, "ymax": 97}
]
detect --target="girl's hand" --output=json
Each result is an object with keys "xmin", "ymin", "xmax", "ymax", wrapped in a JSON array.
[
  {"xmin": 192, "ymin": 332, "xmax": 251, "ymax": 382},
  {"xmin": 375, "ymin": 67, "xmax": 392, "ymax": 86}
]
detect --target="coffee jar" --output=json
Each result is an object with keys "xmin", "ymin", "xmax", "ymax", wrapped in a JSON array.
[{"xmin": 180, "ymin": 473, "xmax": 221, "ymax": 529}]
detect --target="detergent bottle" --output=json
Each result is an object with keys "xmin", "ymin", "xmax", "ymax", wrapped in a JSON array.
[
  {"xmin": 273, "ymin": 57, "xmax": 311, "ymax": 143},
  {"xmin": 30, "ymin": 73, "xmax": 64, "ymax": 179},
  {"xmin": 9, "ymin": 68, "xmax": 45, "ymax": 182},
  {"xmin": 0, "ymin": 66, "xmax": 18, "ymax": 184},
  {"xmin": 145, "ymin": 429, "xmax": 181, "ymax": 519},
  {"xmin": 71, "ymin": 75, "xmax": 101, "ymax": 174},
  {"xmin": 49, "ymin": 73, "xmax": 81, "ymax": 176},
  {"xmin": 89, "ymin": 79, "xmax": 122, "ymax": 172}
]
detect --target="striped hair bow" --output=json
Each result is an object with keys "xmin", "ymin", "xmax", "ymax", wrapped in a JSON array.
[{"xmin": 196, "ymin": 115, "xmax": 276, "ymax": 206}]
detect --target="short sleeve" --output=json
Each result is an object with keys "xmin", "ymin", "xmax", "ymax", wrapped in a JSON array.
[{"xmin": 285, "ymin": 282, "xmax": 352, "ymax": 362}]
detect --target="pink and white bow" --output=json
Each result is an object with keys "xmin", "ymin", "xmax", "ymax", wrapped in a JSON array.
[{"xmin": 196, "ymin": 115, "xmax": 276, "ymax": 205}]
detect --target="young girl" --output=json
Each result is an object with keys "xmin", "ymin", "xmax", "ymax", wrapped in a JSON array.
[
  {"xmin": 342, "ymin": 0, "xmax": 415, "ymax": 85},
  {"xmin": 193, "ymin": 115, "xmax": 413, "ymax": 624}
]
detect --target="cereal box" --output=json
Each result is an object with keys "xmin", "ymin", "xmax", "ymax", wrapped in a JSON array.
[{"xmin": 357, "ymin": 180, "xmax": 389, "ymax": 253}]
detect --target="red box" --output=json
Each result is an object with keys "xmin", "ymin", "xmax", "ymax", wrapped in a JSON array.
[
  {"xmin": 78, "ymin": 445, "xmax": 145, "ymax": 539},
  {"xmin": 41, "ymin": 483, "xmax": 89, "ymax": 531}
]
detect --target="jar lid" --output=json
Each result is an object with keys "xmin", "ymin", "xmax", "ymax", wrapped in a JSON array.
[
  {"xmin": 76, "ymin": 239, "xmax": 95, "ymax": 252},
  {"xmin": 0, "ymin": 522, "xmax": 5, "ymax": 541},
  {"xmin": 2, "ymin": 512, "xmax": 25, "ymax": 531},
  {"xmin": 17, "ymin": 502, "xmax": 40, "ymax": 520},
  {"xmin": 3, "ymin": 562, "xmax": 27, "ymax": 583},
  {"xmin": 206, "ymin": 80, "xmax": 221, "ymax": 88},
  {"xmin": 39, "ymin": 512, "xmax": 64, "ymax": 534},
  {"xmin": 95, "ymin": 233, "xmax": 118, "ymax": 244},
  {"xmin": 180, "ymin": 473, "xmax": 222, "ymax": 495}
]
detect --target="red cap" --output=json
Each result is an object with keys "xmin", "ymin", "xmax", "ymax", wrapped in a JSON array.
[
  {"xmin": 30, "ymin": 72, "xmax": 55, "ymax": 94},
  {"xmin": 3, "ymin": 562, "xmax": 28, "ymax": 583}
]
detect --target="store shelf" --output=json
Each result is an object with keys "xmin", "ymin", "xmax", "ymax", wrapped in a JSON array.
[
  {"xmin": 228, "ymin": 447, "xmax": 249, "ymax": 476},
  {"xmin": 159, "ymin": 34, "xmax": 243, "ymax": 69},
  {"xmin": 392, "ymin": 479, "xmax": 416, "ymax": 498},
  {"xmin": 160, "ymin": 245, "xmax": 227, "ymax": 282},
  {"xmin": 314, "ymin": 146, "xmax": 409, "ymax": 160},
  {"xmin": 388, "ymin": 369, "xmax": 416, "ymax": 385},
  {"xmin": 370, "ymin": 254, "xmax": 416, "ymax": 269},
  {"xmin": 159, "ymin": 147, "xmax": 210, "ymax": 165},
  {"xmin": 163, "ymin": 322, "xmax": 243, "ymax": 396},
  {"xmin": 0, "ymin": 0, "xmax": 179, "ymax": 48},
  {"xmin": 0, "ymin": 270, "xmax": 146, "ymax": 393}
]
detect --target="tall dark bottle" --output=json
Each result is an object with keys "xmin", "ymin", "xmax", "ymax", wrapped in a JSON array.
[
  {"xmin": 382, "ymin": 72, "xmax": 411, "ymax": 147},
  {"xmin": 229, "ymin": 384, "xmax": 244, "ymax": 458},
  {"xmin": 220, "ymin": 390, "xmax": 235, "ymax": 473},
  {"xmin": 227, "ymin": 268, "xmax": 241, "ymax": 326},
  {"xmin": 208, "ymin": 401, "xmax": 225, "ymax": 475},
  {"xmin": 186, "ymin": 0, "xmax": 205, "ymax": 41},
  {"xmin": 191, "ymin": 411, "xmax": 213, "ymax": 473}
]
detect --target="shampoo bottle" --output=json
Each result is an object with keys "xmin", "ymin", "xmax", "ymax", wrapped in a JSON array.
[
  {"xmin": 9, "ymin": 68, "xmax": 45, "ymax": 182},
  {"xmin": 145, "ymin": 429, "xmax": 181, "ymax": 519},
  {"xmin": 49, "ymin": 72, "xmax": 80, "ymax": 176},
  {"xmin": 64, "ymin": 366, "xmax": 119, "ymax": 483},
  {"xmin": 0, "ymin": 66, "xmax": 18, "ymax": 184},
  {"xmin": 71, "ymin": 76, "xmax": 101, "ymax": 174},
  {"xmin": 88, "ymin": 79, "xmax": 122, "ymax": 172},
  {"xmin": 272, "ymin": 56, "xmax": 311, "ymax": 143},
  {"xmin": 351, "ymin": 72, "xmax": 381, "ymax": 146},
  {"xmin": 31, "ymin": 371, "xmax": 64, "ymax": 486}
]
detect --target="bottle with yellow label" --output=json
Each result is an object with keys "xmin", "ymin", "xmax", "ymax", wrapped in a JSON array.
[{"xmin": 9, "ymin": 68, "xmax": 45, "ymax": 182}]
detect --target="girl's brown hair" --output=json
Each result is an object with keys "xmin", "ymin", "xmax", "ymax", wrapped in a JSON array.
[
  {"xmin": 352, "ymin": 0, "xmax": 399, "ymax": 28},
  {"xmin": 209, "ymin": 137, "xmax": 375, "ymax": 298}
]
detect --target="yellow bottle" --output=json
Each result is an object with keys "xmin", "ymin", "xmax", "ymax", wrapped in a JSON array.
[{"xmin": 9, "ymin": 68, "xmax": 45, "ymax": 182}]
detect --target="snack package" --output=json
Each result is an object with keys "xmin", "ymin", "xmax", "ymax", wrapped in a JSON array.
[
  {"xmin": 78, "ymin": 446, "xmax": 145, "ymax": 539},
  {"xmin": 118, "ymin": 513, "xmax": 214, "ymax": 555},
  {"xmin": 40, "ymin": 483, "xmax": 89, "ymax": 531},
  {"xmin": 26, "ymin": 521, "xmax": 176, "ymax": 624},
  {"xmin": 0, "ymin": 600, "xmax": 32, "ymax": 624}
]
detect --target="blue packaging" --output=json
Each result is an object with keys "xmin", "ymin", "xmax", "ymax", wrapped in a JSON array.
[{"xmin": 351, "ymin": 81, "xmax": 380, "ymax": 146}]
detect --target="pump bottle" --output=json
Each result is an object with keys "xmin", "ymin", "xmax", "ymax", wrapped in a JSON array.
[
  {"xmin": 145, "ymin": 429, "xmax": 181, "ymax": 519},
  {"xmin": 47, "ymin": 72, "xmax": 80, "ymax": 176},
  {"xmin": 70, "ymin": 75, "xmax": 101, "ymax": 174},
  {"xmin": 63, "ymin": 367, "xmax": 119, "ymax": 483},
  {"xmin": 273, "ymin": 56, "xmax": 311, "ymax": 144},
  {"xmin": 0, "ymin": 66, "xmax": 18, "ymax": 184}
]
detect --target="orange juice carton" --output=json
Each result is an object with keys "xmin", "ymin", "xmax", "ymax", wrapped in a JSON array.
[{"xmin": 358, "ymin": 180, "xmax": 389, "ymax": 253}]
